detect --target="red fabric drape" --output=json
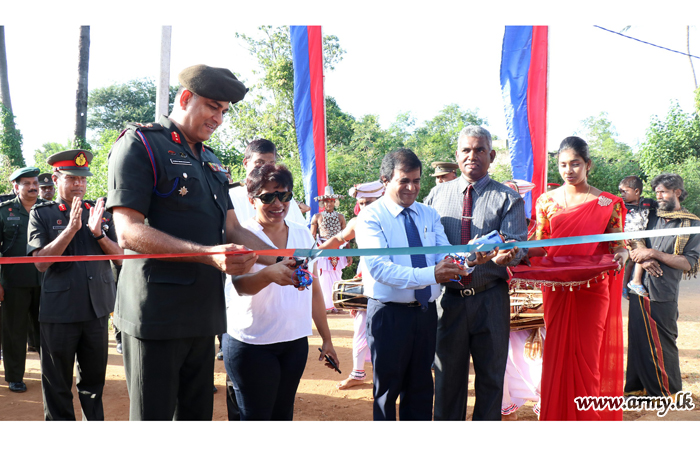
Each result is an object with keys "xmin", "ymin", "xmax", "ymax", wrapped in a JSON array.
[{"xmin": 537, "ymin": 193, "xmax": 625, "ymax": 421}]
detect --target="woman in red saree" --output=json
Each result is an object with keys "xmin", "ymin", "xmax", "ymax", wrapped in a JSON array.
[{"xmin": 533, "ymin": 137, "xmax": 628, "ymax": 420}]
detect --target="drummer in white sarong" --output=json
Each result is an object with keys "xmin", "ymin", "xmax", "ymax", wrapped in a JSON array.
[
  {"xmin": 318, "ymin": 180, "xmax": 385, "ymax": 389},
  {"xmin": 310, "ymin": 186, "xmax": 349, "ymax": 313}
]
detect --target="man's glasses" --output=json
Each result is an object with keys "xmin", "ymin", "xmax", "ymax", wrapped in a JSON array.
[{"xmin": 254, "ymin": 191, "xmax": 294, "ymax": 204}]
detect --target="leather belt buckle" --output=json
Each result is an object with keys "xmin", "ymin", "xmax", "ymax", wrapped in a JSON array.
[{"xmin": 460, "ymin": 288, "xmax": 475, "ymax": 297}]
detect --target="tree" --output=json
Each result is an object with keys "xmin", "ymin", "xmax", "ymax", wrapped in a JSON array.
[
  {"xmin": 223, "ymin": 26, "xmax": 345, "ymax": 160},
  {"xmin": 88, "ymin": 79, "xmax": 178, "ymax": 133},
  {"xmin": 32, "ymin": 133, "xmax": 114, "ymax": 201},
  {"xmin": 548, "ymin": 112, "xmax": 642, "ymax": 195},
  {"xmin": 74, "ymin": 26, "xmax": 91, "ymax": 150},
  {"xmin": 638, "ymin": 101, "xmax": 700, "ymax": 175},
  {"xmin": 0, "ymin": 104, "xmax": 24, "ymax": 168},
  {"xmin": 637, "ymin": 90, "xmax": 700, "ymax": 215},
  {"xmin": 407, "ymin": 104, "xmax": 487, "ymax": 199},
  {"xmin": 0, "ymin": 26, "xmax": 24, "ymax": 167}
]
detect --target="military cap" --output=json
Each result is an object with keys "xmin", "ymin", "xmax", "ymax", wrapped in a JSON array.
[
  {"xmin": 430, "ymin": 161, "xmax": 459, "ymax": 177},
  {"xmin": 38, "ymin": 173, "xmax": 54, "ymax": 186},
  {"xmin": 178, "ymin": 64, "xmax": 248, "ymax": 104},
  {"xmin": 46, "ymin": 150, "xmax": 94, "ymax": 176},
  {"xmin": 9, "ymin": 166, "xmax": 40, "ymax": 182}
]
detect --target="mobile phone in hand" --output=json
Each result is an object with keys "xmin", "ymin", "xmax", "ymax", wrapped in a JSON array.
[{"xmin": 318, "ymin": 348, "xmax": 341, "ymax": 374}]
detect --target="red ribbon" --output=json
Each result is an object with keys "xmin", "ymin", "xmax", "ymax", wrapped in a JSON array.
[{"xmin": 1, "ymin": 248, "xmax": 295, "ymax": 265}]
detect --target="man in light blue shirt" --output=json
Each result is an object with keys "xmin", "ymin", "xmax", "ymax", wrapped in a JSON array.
[{"xmin": 355, "ymin": 148, "xmax": 473, "ymax": 421}]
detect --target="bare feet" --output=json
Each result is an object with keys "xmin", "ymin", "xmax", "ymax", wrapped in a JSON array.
[{"xmin": 337, "ymin": 377, "xmax": 365, "ymax": 390}]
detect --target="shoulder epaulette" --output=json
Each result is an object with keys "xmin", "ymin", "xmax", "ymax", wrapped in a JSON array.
[
  {"xmin": 126, "ymin": 122, "xmax": 164, "ymax": 132},
  {"xmin": 32, "ymin": 201, "xmax": 57, "ymax": 210},
  {"xmin": 0, "ymin": 198, "xmax": 16, "ymax": 209}
]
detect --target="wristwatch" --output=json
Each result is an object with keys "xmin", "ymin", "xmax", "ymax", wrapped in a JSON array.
[{"xmin": 93, "ymin": 230, "xmax": 106, "ymax": 240}]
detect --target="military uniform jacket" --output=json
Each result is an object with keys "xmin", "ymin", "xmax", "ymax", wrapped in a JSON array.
[
  {"xmin": 106, "ymin": 115, "xmax": 233, "ymax": 340},
  {"xmin": 27, "ymin": 199, "xmax": 117, "ymax": 323},
  {"xmin": 0, "ymin": 197, "xmax": 44, "ymax": 288}
]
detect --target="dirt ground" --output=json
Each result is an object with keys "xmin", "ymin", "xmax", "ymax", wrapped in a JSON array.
[{"xmin": 2, "ymin": 278, "xmax": 699, "ymax": 421}]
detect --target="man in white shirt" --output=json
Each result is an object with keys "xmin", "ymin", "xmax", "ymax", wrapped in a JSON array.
[
  {"xmin": 229, "ymin": 139, "xmax": 306, "ymax": 225},
  {"xmin": 355, "ymin": 148, "xmax": 474, "ymax": 421}
]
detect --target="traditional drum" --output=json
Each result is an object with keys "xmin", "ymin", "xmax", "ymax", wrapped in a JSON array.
[
  {"xmin": 509, "ymin": 288, "xmax": 544, "ymax": 331},
  {"xmin": 332, "ymin": 279, "xmax": 367, "ymax": 310}
]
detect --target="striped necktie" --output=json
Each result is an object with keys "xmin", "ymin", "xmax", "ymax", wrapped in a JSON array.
[{"xmin": 461, "ymin": 184, "xmax": 473, "ymax": 285}]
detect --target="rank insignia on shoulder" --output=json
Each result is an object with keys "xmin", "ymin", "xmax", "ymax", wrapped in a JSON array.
[
  {"xmin": 172, "ymin": 132, "xmax": 181, "ymax": 144},
  {"xmin": 127, "ymin": 122, "xmax": 163, "ymax": 131},
  {"xmin": 58, "ymin": 204, "xmax": 67, "ymax": 212}
]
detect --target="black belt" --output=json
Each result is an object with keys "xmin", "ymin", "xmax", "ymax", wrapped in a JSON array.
[
  {"xmin": 445, "ymin": 280, "xmax": 500, "ymax": 297},
  {"xmin": 382, "ymin": 301, "xmax": 422, "ymax": 307}
]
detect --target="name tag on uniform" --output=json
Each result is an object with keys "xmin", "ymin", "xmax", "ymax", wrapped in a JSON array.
[
  {"xmin": 52, "ymin": 225, "xmax": 66, "ymax": 230},
  {"xmin": 7, "ymin": 216, "xmax": 20, "ymax": 220},
  {"xmin": 170, "ymin": 159, "xmax": 192, "ymax": 166}
]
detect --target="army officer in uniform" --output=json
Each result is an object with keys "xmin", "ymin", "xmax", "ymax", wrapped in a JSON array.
[
  {"xmin": 38, "ymin": 173, "xmax": 56, "ymax": 201},
  {"xmin": 1, "ymin": 167, "xmax": 44, "ymax": 393},
  {"xmin": 28, "ymin": 150, "xmax": 123, "ymax": 420},
  {"xmin": 107, "ymin": 64, "xmax": 296, "ymax": 421}
]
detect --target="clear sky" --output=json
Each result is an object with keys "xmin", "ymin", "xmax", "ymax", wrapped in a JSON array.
[{"xmin": 3, "ymin": 3, "xmax": 700, "ymax": 167}]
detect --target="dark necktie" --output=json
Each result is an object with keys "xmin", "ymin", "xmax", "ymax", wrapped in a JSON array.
[
  {"xmin": 401, "ymin": 208, "xmax": 430, "ymax": 310},
  {"xmin": 461, "ymin": 184, "xmax": 473, "ymax": 285}
]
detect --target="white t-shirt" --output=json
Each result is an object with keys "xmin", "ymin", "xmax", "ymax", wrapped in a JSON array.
[
  {"xmin": 225, "ymin": 218, "xmax": 315, "ymax": 345},
  {"xmin": 229, "ymin": 185, "xmax": 307, "ymax": 226}
]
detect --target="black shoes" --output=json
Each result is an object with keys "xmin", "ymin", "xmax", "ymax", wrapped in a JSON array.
[{"xmin": 9, "ymin": 381, "xmax": 27, "ymax": 393}]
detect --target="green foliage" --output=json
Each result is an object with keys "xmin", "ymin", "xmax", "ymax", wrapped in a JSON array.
[
  {"xmin": 88, "ymin": 78, "xmax": 178, "ymax": 132},
  {"xmin": 643, "ymin": 156, "xmax": 700, "ymax": 216},
  {"xmin": 32, "ymin": 141, "xmax": 71, "ymax": 174},
  {"xmin": 638, "ymin": 101, "xmax": 700, "ymax": 175},
  {"xmin": 407, "ymin": 104, "xmax": 487, "ymax": 199},
  {"xmin": 0, "ymin": 153, "xmax": 14, "ymax": 194},
  {"xmin": 31, "ymin": 130, "xmax": 117, "ymax": 201},
  {"xmin": 0, "ymin": 103, "xmax": 24, "ymax": 167},
  {"xmin": 636, "ymin": 95, "xmax": 700, "ymax": 215},
  {"xmin": 548, "ymin": 112, "xmax": 642, "ymax": 195},
  {"xmin": 224, "ymin": 26, "xmax": 346, "ymax": 161}
]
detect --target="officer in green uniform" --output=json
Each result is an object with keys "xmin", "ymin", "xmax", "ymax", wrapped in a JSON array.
[
  {"xmin": 1, "ymin": 167, "xmax": 43, "ymax": 393},
  {"xmin": 107, "ymin": 64, "xmax": 296, "ymax": 421},
  {"xmin": 27, "ymin": 150, "xmax": 124, "ymax": 420},
  {"xmin": 38, "ymin": 173, "xmax": 55, "ymax": 201}
]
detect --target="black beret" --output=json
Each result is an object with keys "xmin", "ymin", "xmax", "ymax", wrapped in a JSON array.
[{"xmin": 178, "ymin": 64, "xmax": 248, "ymax": 104}]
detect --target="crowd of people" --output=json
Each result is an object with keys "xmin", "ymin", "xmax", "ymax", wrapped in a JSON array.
[{"xmin": 1, "ymin": 63, "xmax": 698, "ymax": 421}]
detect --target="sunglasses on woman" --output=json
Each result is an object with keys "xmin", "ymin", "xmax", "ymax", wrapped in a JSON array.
[{"xmin": 253, "ymin": 191, "xmax": 294, "ymax": 204}]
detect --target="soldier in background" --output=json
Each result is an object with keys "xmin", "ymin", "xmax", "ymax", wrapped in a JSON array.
[
  {"xmin": 430, "ymin": 161, "xmax": 459, "ymax": 184},
  {"xmin": 1, "ymin": 167, "xmax": 44, "ymax": 393},
  {"xmin": 38, "ymin": 173, "xmax": 56, "ymax": 201}
]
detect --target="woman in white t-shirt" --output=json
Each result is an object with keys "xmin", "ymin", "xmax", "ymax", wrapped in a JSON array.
[{"xmin": 223, "ymin": 163, "xmax": 339, "ymax": 420}]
